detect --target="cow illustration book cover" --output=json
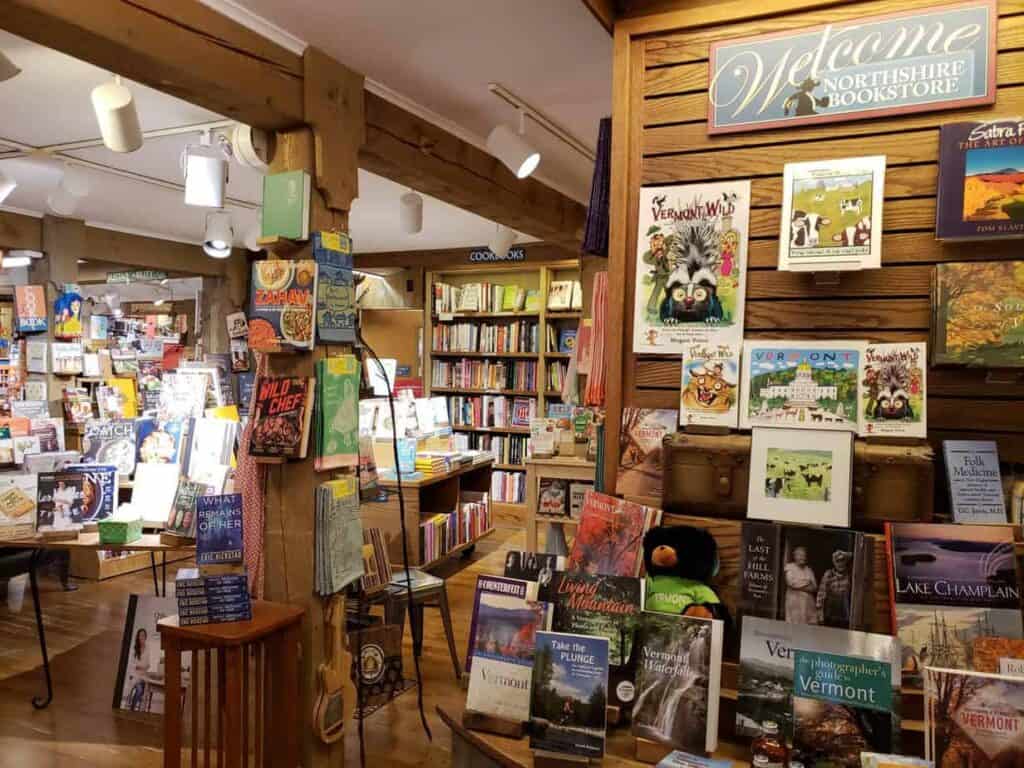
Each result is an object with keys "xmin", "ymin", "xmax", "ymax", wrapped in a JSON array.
[
  {"xmin": 858, "ymin": 343, "xmax": 927, "ymax": 438},
  {"xmin": 779, "ymin": 156, "xmax": 885, "ymax": 272},
  {"xmin": 632, "ymin": 181, "xmax": 749, "ymax": 354},
  {"xmin": 679, "ymin": 342, "xmax": 740, "ymax": 428}
]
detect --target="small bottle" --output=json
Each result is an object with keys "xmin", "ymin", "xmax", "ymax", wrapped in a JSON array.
[{"xmin": 751, "ymin": 720, "xmax": 787, "ymax": 768}]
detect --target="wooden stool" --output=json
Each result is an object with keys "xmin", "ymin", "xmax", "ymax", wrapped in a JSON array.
[
  {"xmin": 380, "ymin": 582, "xmax": 462, "ymax": 679},
  {"xmin": 158, "ymin": 600, "xmax": 305, "ymax": 768}
]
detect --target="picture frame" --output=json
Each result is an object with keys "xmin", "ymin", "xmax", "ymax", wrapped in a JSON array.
[
  {"xmin": 748, "ymin": 427, "xmax": 853, "ymax": 528},
  {"xmin": 779, "ymin": 156, "xmax": 885, "ymax": 272}
]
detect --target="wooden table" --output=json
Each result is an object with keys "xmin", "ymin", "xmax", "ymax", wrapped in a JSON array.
[
  {"xmin": 5, "ymin": 532, "xmax": 196, "ymax": 709},
  {"xmin": 524, "ymin": 456, "xmax": 596, "ymax": 553}
]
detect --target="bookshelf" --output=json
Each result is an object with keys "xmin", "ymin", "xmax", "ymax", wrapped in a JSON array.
[{"xmin": 425, "ymin": 259, "xmax": 584, "ymax": 524}]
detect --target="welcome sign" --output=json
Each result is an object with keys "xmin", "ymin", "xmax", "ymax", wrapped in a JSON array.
[{"xmin": 707, "ymin": 0, "xmax": 997, "ymax": 134}]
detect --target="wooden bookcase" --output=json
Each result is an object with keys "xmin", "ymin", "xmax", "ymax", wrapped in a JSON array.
[{"xmin": 424, "ymin": 260, "xmax": 584, "ymax": 526}]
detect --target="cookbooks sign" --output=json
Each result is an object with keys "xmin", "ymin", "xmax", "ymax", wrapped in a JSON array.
[{"xmin": 707, "ymin": 0, "xmax": 996, "ymax": 135}]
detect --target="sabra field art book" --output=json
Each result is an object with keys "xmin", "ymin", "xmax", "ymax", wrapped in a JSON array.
[
  {"xmin": 925, "ymin": 667, "xmax": 1024, "ymax": 767},
  {"xmin": 567, "ymin": 490, "xmax": 660, "ymax": 577},
  {"xmin": 529, "ymin": 631, "xmax": 609, "ymax": 759},
  {"xmin": 858, "ymin": 342, "xmax": 927, "ymax": 438},
  {"xmin": 616, "ymin": 407, "xmax": 677, "ymax": 499},
  {"xmin": 633, "ymin": 181, "xmax": 749, "ymax": 354},
  {"xmin": 936, "ymin": 120, "xmax": 1024, "ymax": 240},
  {"xmin": 886, "ymin": 522, "xmax": 1023, "ymax": 687},
  {"xmin": 679, "ymin": 341, "xmax": 740, "ymax": 428},
  {"xmin": 736, "ymin": 616, "xmax": 900, "ymax": 742},
  {"xmin": 464, "ymin": 575, "xmax": 552, "ymax": 723},
  {"xmin": 313, "ymin": 231, "xmax": 355, "ymax": 344},
  {"xmin": 249, "ymin": 376, "xmax": 315, "ymax": 460},
  {"xmin": 196, "ymin": 494, "xmax": 243, "ymax": 566},
  {"xmin": 632, "ymin": 612, "xmax": 723, "ymax": 754},
  {"xmin": 779, "ymin": 155, "xmax": 885, "ymax": 272},
  {"xmin": 247, "ymin": 259, "xmax": 317, "ymax": 353},
  {"xmin": 932, "ymin": 261, "xmax": 1024, "ymax": 368},
  {"xmin": 943, "ymin": 440, "xmax": 1007, "ymax": 523}
]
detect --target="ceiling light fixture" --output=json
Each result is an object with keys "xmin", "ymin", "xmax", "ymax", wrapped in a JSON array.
[
  {"xmin": 183, "ymin": 131, "xmax": 229, "ymax": 208},
  {"xmin": 486, "ymin": 112, "xmax": 540, "ymax": 179},
  {"xmin": 0, "ymin": 51, "xmax": 20, "ymax": 82},
  {"xmin": 0, "ymin": 253, "xmax": 31, "ymax": 269},
  {"xmin": 487, "ymin": 224, "xmax": 516, "ymax": 259},
  {"xmin": 400, "ymin": 191, "xmax": 423, "ymax": 234},
  {"xmin": 487, "ymin": 83, "xmax": 596, "ymax": 163},
  {"xmin": 0, "ymin": 168, "xmax": 16, "ymax": 204},
  {"xmin": 153, "ymin": 297, "xmax": 166, "ymax": 307},
  {"xmin": 91, "ymin": 75, "xmax": 143, "ymax": 153},
  {"xmin": 203, "ymin": 211, "xmax": 233, "ymax": 259}
]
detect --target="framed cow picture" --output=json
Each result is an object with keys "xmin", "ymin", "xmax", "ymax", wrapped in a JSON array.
[{"xmin": 778, "ymin": 156, "xmax": 886, "ymax": 272}]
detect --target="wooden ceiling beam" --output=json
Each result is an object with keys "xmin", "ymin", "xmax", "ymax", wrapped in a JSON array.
[{"xmin": 581, "ymin": 0, "xmax": 617, "ymax": 34}]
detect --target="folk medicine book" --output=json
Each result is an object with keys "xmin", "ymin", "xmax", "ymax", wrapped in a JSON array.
[
  {"xmin": 248, "ymin": 259, "xmax": 317, "ymax": 353},
  {"xmin": 250, "ymin": 376, "xmax": 315, "ymax": 460},
  {"xmin": 567, "ymin": 490, "xmax": 660, "ymax": 577},
  {"xmin": 196, "ymin": 494, "xmax": 243, "ymax": 566},
  {"xmin": 943, "ymin": 440, "xmax": 1007, "ymax": 523}
]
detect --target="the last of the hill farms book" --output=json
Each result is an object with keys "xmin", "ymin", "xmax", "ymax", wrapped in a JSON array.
[
  {"xmin": 196, "ymin": 494, "xmax": 243, "ymax": 566},
  {"xmin": 529, "ymin": 631, "xmax": 609, "ymax": 759}
]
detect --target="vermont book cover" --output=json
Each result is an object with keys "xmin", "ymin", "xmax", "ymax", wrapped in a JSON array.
[
  {"xmin": 616, "ymin": 408, "xmax": 677, "ymax": 499},
  {"xmin": 529, "ymin": 631, "xmax": 609, "ymax": 759},
  {"xmin": 736, "ymin": 616, "xmax": 900, "ymax": 741},
  {"xmin": 82, "ymin": 418, "xmax": 137, "ymax": 476},
  {"xmin": 858, "ymin": 343, "xmax": 927, "ymax": 438},
  {"xmin": 250, "ymin": 376, "xmax": 315, "ymax": 459},
  {"xmin": 632, "ymin": 612, "xmax": 724, "ymax": 754},
  {"xmin": 464, "ymin": 575, "xmax": 552, "ymax": 723},
  {"xmin": 679, "ymin": 342, "xmax": 740, "ymax": 429},
  {"xmin": 196, "ymin": 494, "xmax": 244, "ymax": 566},
  {"xmin": 632, "ymin": 181, "xmax": 749, "ymax": 354},
  {"xmin": 567, "ymin": 490, "xmax": 659, "ymax": 577},
  {"xmin": 247, "ymin": 259, "xmax": 317, "ymax": 352}
]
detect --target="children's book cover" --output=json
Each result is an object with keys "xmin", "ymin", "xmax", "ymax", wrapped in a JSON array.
[
  {"xmin": 633, "ymin": 181, "xmax": 749, "ymax": 353},
  {"xmin": 858, "ymin": 343, "xmax": 926, "ymax": 438},
  {"xmin": 679, "ymin": 342, "xmax": 739, "ymax": 428}
]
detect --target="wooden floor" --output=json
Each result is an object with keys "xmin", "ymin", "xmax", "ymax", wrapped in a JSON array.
[{"xmin": 0, "ymin": 527, "xmax": 526, "ymax": 767}]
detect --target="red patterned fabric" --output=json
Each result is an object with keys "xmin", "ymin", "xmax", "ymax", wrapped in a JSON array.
[
  {"xmin": 237, "ymin": 353, "xmax": 267, "ymax": 597},
  {"xmin": 584, "ymin": 271, "xmax": 608, "ymax": 406}
]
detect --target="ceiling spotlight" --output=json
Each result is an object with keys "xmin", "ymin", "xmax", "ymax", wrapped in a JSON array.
[
  {"xmin": 91, "ymin": 75, "xmax": 143, "ymax": 153},
  {"xmin": 400, "ymin": 192, "xmax": 423, "ymax": 234},
  {"xmin": 487, "ymin": 224, "xmax": 516, "ymax": 259},
  {"xmin": 0, "ymin": 168, "xmax": 15, "ymax": 205},
  {"xmin": 486, "ymin": 118, "xmax": 540, "ymax": 179},
  {"xmin": 0, "ymin": 51, "xmax": 20, "ymax": 82},
  {"xmin": 203, "ymin": 211, "xmax": 233, "ymax": 259},
  {"xmin": 183, "ymin": 132, "xmax": 229, "ymax": 208}
]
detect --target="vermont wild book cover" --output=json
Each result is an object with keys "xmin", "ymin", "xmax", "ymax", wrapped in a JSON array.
[
  {"xmin": 529, "ymin": 631, "xmax": 609, "ymax": 759},
  {"xmin": 858, "ymin": 343, "xmax": 927, "ymax": 438}
]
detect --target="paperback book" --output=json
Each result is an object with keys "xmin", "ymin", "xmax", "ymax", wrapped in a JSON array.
[
  {"xmin": 15, "ymin": 285, "xmax": 47, "ymax": 333},
  {"xmin": 942, "ymin": 440, "xmax": 1006, "ymax": 523},
  {"xmin": 858, "ymin": 343, "xmax": 927, "ymax": 438},
  {"xmin": 679, "ymin": 342, "xmax": 739, "ymax": 429},
  {"xmin": 314, "ymin": 476, "xmax": 364, "ymax": 596},
  {"xmin": 248, "ymin": 259, "xmax": 318, "ymax": 352},
  {"xmin": 131, "ymin": 463, "xmax": 182, "ymax": 526},
  {"xmin": 567, "ymin": 490, "xmax": 660, "ymax": 577},
  {"xmin": 114, "ymin": 595, "xmax": 189, "ymax": 714},
  {"xmin": 196, "ymin": 494, "xmax": 244, "ymax": 566},
  {"xmin": 314, "ymin": 355, "xmax": 359, "ymax": 471},
  {"xmin": 538, "ymin": 478, "xmax": 569, "ymax": 517},
  {"xmin": 135, "ymin": 418, "xmax": 186, "ymax": 464},
  {"xmin": 632, "ymin": 612, "xmax": 723, "ymax": 754},
  {"xmin": 36, "ymin": 471, "xmax": 85, "ymax": 530},
  {"xmin": 82, "ymin": 418, "xmax": 137, "ymax": 476},
  {"xmin": 184, "ymin": 418, "xmax": 237, "ymax": 478},
  {"xmin": 616, "ymin": 408, "xmax": 677, "ymax": 499},
  {"xmin": 165, "ymin": 478, "xmax": 210, "ymax": 539},
  {"xmin": 313, "ymin": 231, "xmax": 355, "ymax": 343},
  {"xmin": 249, "ymin": 376, "xmax": 315, "ymax": 459},
  {"xmin": 0, "ymin": 473, "xmax": 37, "ymax": 540}
]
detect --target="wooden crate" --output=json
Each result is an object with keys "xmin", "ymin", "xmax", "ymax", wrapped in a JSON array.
[{"xmin": 70, "ymin": 548, "xmax": 192, "ymax": 581}]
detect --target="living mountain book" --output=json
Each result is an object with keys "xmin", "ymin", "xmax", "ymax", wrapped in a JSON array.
[
  {"xmin": 567, "ymin": 490, "xmax": 660, "ymax": 577},
  {"xmin": 616, "ymin": 408, "xmax": 677, "ymax": 498},
  {"xmin": 942, "ymin": 440, "xmax": 1007, "ymax": 523},
  {"xmin": 529, "ymin": 630, "xmax": 609, "ymax": 759},
  {"xmin": 248, "ymin": 259, "xmax": 318, "ymax": 353},
  {"xmin": 736, "ymin": 616, "xmax": 900, "ymax": 743},
  {"xmin": 196, "ymin": 494, "xmax": 244, "ymax": 566},
  {"xmin": 314, "ymin": 355, "xmax": 359, "ymax": 471},
  {"xmin": 313, "ymin": 231, "xmax": 355, "ymax": 344},
  {"xmin": 632, "ymin": 612, "xmax": 723, "ymax": 754},
  {"xmin": 858, "ymin": 342, "xmax": 927, "ymax": 438},
  {"xmin": 465, "ymin": 575, "xmax": 552, "ymax": 723},
  {"xmin": 83, "ymin": 418, "xmax": 137, "ymax": 476},
  {"xmin": 249, "ymin": 376, "xmax": 315, "ymax": 460}
]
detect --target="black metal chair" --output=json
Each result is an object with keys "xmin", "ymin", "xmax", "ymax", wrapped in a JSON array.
[{"xmin": 0, "ymin": 547, "xmax": 52, "ymax": 708}]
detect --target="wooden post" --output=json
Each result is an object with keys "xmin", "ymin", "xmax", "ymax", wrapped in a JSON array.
[
  {"xmin": 201, "ymin": 252, "xmax": 249, "ymax": 355},
  {"xmin": 34, "ymin": 215, "xmax": 83, "ymax": 409}
]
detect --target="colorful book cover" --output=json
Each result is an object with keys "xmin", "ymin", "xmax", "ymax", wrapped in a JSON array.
[
  {"xmin": 943, "ymin": 440, "xmax": 1007, "ymax": 523},
  {"xmin": 36, "ymin": 471, "xmax": 85, "ymax": 530},
  {"xmin": 679, "ymin": 342, "xmax": 739, "ymax": 428},
  {"xmin": 113, "ymin": 595, "xmax": 189, "ymax": 714},
  {"xmin": 165, "ymin": 478, "xmax": 210, "ymax": 538},
  {"xmin": 936, "ymin": 120, "xmax": 1024, "ymax": 240},
  {"xmin": 82, "ymin": 418, "xmax": 137, "ymax": 476},
  {"xmin": 196, "ymin": 494, "xmax": 244, "ymax": 566},
  {"xmin": 616, "ymin": 408, "xmax": 677, "ymax": 499},
  {"xmin": 632, "ymin": 181, "xmax": 749, "ymax": 353},
  {"xmin": 538, "ymin": 478, "xmax": 569, "ymax": 517},
  {"xmin": 503, "ymin": 552, "xmax": 565, "ymax": 583},
  {"xmin": 568, "ymin": 490, "xmax": 657, "ymax": 577},
  {"xmin": 315, "ymin": 355, "xmax": 359, "ymax": 470},
  {"xmin": 465, "ymin": 575, "xmax": 552, "ymax": 722},
  {"xmin": 15, "ymin": 285, "xmax": 47, "ymax": 333},
  {"xmin": 250, "ymin": 376, "xmax": 314, "ymax": 459},
  {"xmin": 858, "ymin": 342, "xmax": 927, "ymax": 438},
  {"xmin": 64, "ymin": 464, "xmax": 118, "ymax": 522},
  {"xmin": 261, "ymin": 169, "xmax": 311, "ymax": 241},
  {"xmin": 933, "ymin": 261, "xmax": 1024, "ymax": 368},
  {"xmin": 247, "ymin": 259, "xmax": 317, "ymax": 352},
  {"xmin": 135, "ymin": 418, "xmax": 186, "ymax": 464},
  {"xmin": 529, "ymin": 631, "xmax": 609, "ymax": 758},
  {"xmin": 736, "ymin": 616, "xmax": 900, "ymax": 741},
  {"xmin": 313, "ymin": 231, "xmax": 355, "ymax": 344},
  {"xmin": 632, "ymin": 612, "xmax": 723, "ymax": 754},
  {"xmin": 792, "ymin": 650, "xmax": 896, "ymax": 765},
  {"xmin": 558, "ymin": 329, "xmax": 577, "ymax": 354},
  {"xmin": 972, "ymin": 636, "xmax": 1024, "ymax": 676},
  {"xmin": 0, "ymin": 473, "xmax": 37, "ymax": 540},
  {"xmin": 53, "ymin": 284, "xmax": 83, "ymax": 340}
]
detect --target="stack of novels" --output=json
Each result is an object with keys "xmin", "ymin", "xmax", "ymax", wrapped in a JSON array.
[
  {"xmin": 430, "ymin": 358, "xmax": 537, "ymax": 391},
  {"xmin": 175, "ymin": 568, "xmax": 251, "ymax": 626},
  {"xmin": 419, "ymin": 492, "xmax": 491, "ymax": 563},
  {"xmin": 490, "ymin": 470, "xmax": 526, "ymax": 503},
  {"xmin": 432, "ymin": 321, "xmax": 538, "ymax": 354}
]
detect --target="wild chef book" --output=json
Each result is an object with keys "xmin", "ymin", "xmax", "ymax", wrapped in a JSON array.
[
  {"xmin": 529, "ymin": 630, "xmax": 609, "ymax": 759},
  {"xmin": 632, "ymin": 612, "xmax": 724, "ymax": 754},
  {"xmin": 250, "ymin": 376, "xmax": 315, "ymax": 460},
  {"xmin": 247, "ymin": 259, "xmax": 318, "ymax": 353},
  {"xmin": 736, "ymin": 616, "xmax": 900, "ymax": 743},
  {"xmin": 567, "ymin": 490, "xmax": 660, "ymax": 578},
  {"xmin": 196, "ymin": 494, "xmax": 244, "ymax": 566},
  {"xmin": 465, "ymin": 575, "xmax": 552, "ymax": 723}
]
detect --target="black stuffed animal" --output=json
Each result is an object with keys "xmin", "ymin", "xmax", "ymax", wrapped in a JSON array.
[{"xmin": 643, "ymin": 525, "xmax": 730, "ymax": 622}]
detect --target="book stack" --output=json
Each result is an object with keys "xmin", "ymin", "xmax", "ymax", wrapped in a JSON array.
[
  {"xmin": 414, "ymin": 452, "xmax": 450, "ymax": 475},
  {"xmin": 175, "ymin": 568, "xmax": 251, "ymax": 626}
]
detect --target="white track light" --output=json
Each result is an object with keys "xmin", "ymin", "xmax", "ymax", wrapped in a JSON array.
[
  {"xmin": 203, "ymin": 211, "xmax": 233, "ymax": 259},
  {"xmin": 91, "ymin": 76, "xmax": 143, "ymax": 153},
  {"xmin": 0, "ymin": 51, "xmax": 20, "ymax": 82},
  {"xmin": 400, "ymin": 192, "xmax": 423, "ymax": 234},
  {"xmin": 487, "ymin": 224, "xmax": 516, "ymax": 259},
  {"xmin": 184, "ymin": 134, "xmax": 229, "ymax": 208},
  {"xmin": 486, "ymin": 122, "xmax": 540, "ymax": 179},
  {"xmin": 0, "ymin": 169, "xmax": 15, "ymax": 204}
]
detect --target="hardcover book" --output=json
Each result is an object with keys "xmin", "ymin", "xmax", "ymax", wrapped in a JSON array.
[
  {"xmin": 503, "ymin": 552, "xmax": 565, "ymax": 583},
  {"xmin": 131, "ymin": 463, "xmax": 182, "ymax": 526},
  {"xmin": 314, "ymin": 355, "xmax": 359, "ymax": 471},
  {"xmin": 632, "ymin": 181, "xmax": 749, "ymax": 354},
  {"xmin": 82, "ymin": 418, "xmax": 138, "ymax": 476},
  {"xmin": 568, "ymin": 490, "xmax": 660, "ymax": 577},
  {"xmin": 64, "ymin": 464, "xmax": 118, "ymax": 522},
  {"xmin": 247, "ymin": 259, "xmax": 318, "ymax": 353},
  {"xmin": 616, "ymin": 408, "xmax": 677, "ymax": 499},
  {"xmin": 538, "ymin": 478, "xmax": 569, "ymax": 517},
  {"xmin": 936, "ymin": 120, "xmax": 1024, "ymax": 240},
  {"xmin": 184, "ymin": 418, "xmax": 237, "ymax": 478},
  {"xmin": 159, "ymin": 371, "xmax": 209, "ymax": 421},
  {"xmin": 0, "ymin": 473, "xmax": 37, "ymax": 540},
  {"xmin": 15, "ymin": 285, "xmax": 47, "ymax": 333},
  {"xmin": 249, "ymin": 376, "xmax": 315, "ymax": 459},
  {"xmin": 632, "ymin": 612, "xmax": 723, "ymax": 754},
  {"xmin": 135, "ymin": 418, "xmax": 186, "ymax": 464},
  {"xmin": 165, "ymin": 478, "xmax": 210, "ymax": 539},
  {"xmin": 679, "ymin": 342, "xmax": 740, "ymax": 429},
  {"xmin": 261, "ymin": 169, "xmax": 311, "ymax": 241},
  {"xmin": 196, "ymin": 494, "xmax": 244, "ymax": 566},
  {"xmin": 858, "ymin": 342, "xmax": 927, "ymax": 438},
  {"xmin": 313, "ymin": 231, "xmax": 355, "ymax": 344},
  {"xmin": 547, "ymin": 281, "xmax": 574, "ymax": 311},
  {"xmin": 932, "ymin": 261, "xmax": 1024, "ymax": 368},
  {"xmin": 736, "ymin": 616, "xmax": 900, "ymax": 741},
  {"xmin": 465, "ymin": 575, "xmax": 552, "ymax": 723},
  {"xmin": 529, "ymin": 631, "xmax": 609, "ymax": 759},
  {"xmin": 558, "ymin": 329, "xmax": 577, "ymax": 354},
  {"xmin": 943, "ymin": 440, "xmax": 1007, "ymax": 523},
  {"xmin": 972, "ymin": 636, "xmax": 1024, "ymax": 676},
  {"xmin": 114, "ymin": 595, "xmax": 189, "ymax": 714},
  {"xmin": 36, "ymin": 471, "xmax": 85, "ymax": 530}
]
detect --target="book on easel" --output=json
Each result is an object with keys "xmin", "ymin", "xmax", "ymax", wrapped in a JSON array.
[{"xmin": 249, "ymin": 375, "xmax": 315, "ymax": 461}]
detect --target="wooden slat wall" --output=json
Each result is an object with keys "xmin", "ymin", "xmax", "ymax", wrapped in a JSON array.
[{"xmin": 608, "ymin": 0, "xmax": 1024, "ymax": 499}]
